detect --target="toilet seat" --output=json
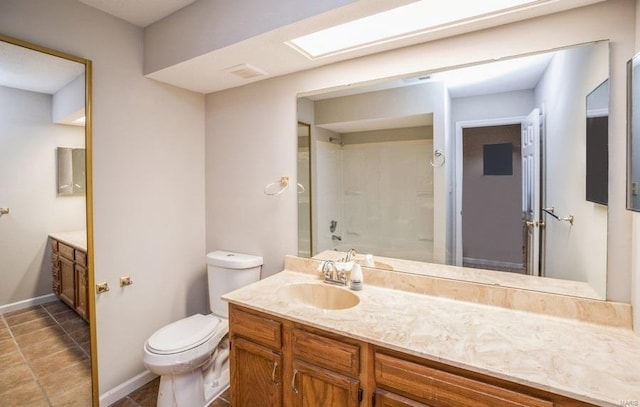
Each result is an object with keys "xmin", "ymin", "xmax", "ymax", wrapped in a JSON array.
[{"xmin": 146, "ymin": 314, "xmax": 223, "ymax": 355}]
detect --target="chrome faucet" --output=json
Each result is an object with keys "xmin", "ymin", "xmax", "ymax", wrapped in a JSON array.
[
  {"xmin": 321, "ymin": 260, "xmax": 347, "ymax": 286},
  {"xmin": 343, "ymin": 248, "xmax": 357, "ymax": 262}
]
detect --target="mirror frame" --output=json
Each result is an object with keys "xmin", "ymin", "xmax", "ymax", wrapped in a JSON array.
[
  {"xmin": 0, "ymin": 34, "xmax": 97, "ymax": 405},
  {"xmin": 627, "ymin": 53, "xmax": 640, "ymax": 212}
]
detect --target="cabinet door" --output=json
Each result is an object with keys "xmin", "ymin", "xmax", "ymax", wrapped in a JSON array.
[
  {"xmin": 75, "ymin": 265, "xmax": 88, "ymax": 321},
  {"xmin": 375, "ymin": 389, "xmax": 431, "ymax": 407},
  {"xmin": 231, "ymin": 337, "xmax": 282, "ymax": 407},
  {"xmin": 51, "ymin": 253, "xmax": 60, "ymax": 295},
  {"xmin": 375, "ymin": 353, "xmax": 553, "ymax": 407},
  {"xmin": 292, "ymin": 359, "xmax": 360, "ymax": 407},
  {"xmin": 58, "ymin": 257, "xmax": 75, "ymax": 307}
]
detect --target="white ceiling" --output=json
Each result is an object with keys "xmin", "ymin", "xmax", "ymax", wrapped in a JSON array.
[
  {"xmin": 146, "ymin": 0, "xmax": 603, "ymax": 94},
  {"xmin": 78, "ymin": 0, "xmax": 197, "ymax": 27},
  {"xmin": 0, "ymin": 41, "xmax": 84, "ymax": 94},
  {"xmin": 308, "ymin": 49, "xmax": 555, "ymax": 133},
  {"xmin": 71, "ymin": 0, "xmax": 604, "ymax": 94}
]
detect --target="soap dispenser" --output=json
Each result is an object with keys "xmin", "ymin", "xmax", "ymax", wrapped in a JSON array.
[{"xmin": 350, "ymin": 263, "xmax": 363, "ymax": 291}]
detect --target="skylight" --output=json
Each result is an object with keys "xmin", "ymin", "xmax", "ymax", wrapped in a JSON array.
[{"xmin": 287, "ymin": 0, "xmax": 548, "ymax": 59}]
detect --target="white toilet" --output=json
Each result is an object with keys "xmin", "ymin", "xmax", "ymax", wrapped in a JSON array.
[{"xmin": 143, "ymin": 250, "xmax": 262, "ymax": 407}]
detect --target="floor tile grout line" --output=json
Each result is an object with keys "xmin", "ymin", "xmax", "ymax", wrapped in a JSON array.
[
  {"xmin": 2, "ymin": 305, "xmax": 53, "ymax": 406},
  {"xmin": 42, "ymin": 303, "xmax": 91, "ymax": 359}
]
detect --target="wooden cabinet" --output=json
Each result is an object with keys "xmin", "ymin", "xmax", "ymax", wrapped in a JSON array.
[
  {"xmin": 58, "ymin": 257, "xmax": 76, "ymax": 306},
  {"xmin": 75, "ymin": 264, "xmax": 88, "ymax": 320},
  {"xmin": 50, "ymin": 237, "xmax": 88, "ymax": 321},
  {"xmin": 374, "ymin": 351, "xmax": 553, "ymax": 407},
  {"xmin": 292, "ymin": 359, "xmax": 360, "ymax": 407},
  {"xmin": 229, "ymin": 306, "xmax": 283, "ymax": 407},
  {"xmin": 374, "ymin": 389, "xmax": 430, "ymax": 407},
  {"xmin": 229, "ymin": 303, "xmax": 595, "ymax": 407},
  {"xmin": 291, "ymin": 328, "xmax": 361, "ymax": 407},
  {"xmin": 232, "ymin": 337, "xmax": 282, "ymax": 407}
]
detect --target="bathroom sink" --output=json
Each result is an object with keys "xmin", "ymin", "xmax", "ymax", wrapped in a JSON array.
[{"xmin": 277, "ymin": 283, "xmax": 360, "ymax": 310}]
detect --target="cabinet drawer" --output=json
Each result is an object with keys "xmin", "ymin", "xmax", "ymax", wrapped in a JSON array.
[
  {"xmin": 75, "ymin": 249, "xmax": 87, "ymax": 266},
  {"xmin": 375, "ymin": 352, "xmax": 553, "ymax": 407},
  {"xmin": 229, "ymin": 306, "xmax": 281, "ymax": 349},
  {"xmin": 58, "ymin": 242, "xmax": 75, "ymax": 261},
  {"xmin": 51, "ymin": 239, "xmax": 58, "ymax": 253},
  {"xmin": 292, "ymin": 328, "xmax": 360, "ymax": 377}
]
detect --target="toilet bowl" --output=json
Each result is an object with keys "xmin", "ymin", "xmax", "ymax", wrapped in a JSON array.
[{"xmin": 143, "ymin": 250, "xmax": 262, "ymax": 407}]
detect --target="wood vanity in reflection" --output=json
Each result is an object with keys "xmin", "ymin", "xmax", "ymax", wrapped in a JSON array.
[
  {"xmin": 50, "ymin": 232, "xmax": 88, "ymax": 321},
  {"xmin": 229, "ymin": 304, "xmax": 592, "ymax": 407}
]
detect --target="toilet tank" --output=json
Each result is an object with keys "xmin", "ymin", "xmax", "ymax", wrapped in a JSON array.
[{"xmin": 207, "ymin": 250, "xmax": 263, "ymax": 318}]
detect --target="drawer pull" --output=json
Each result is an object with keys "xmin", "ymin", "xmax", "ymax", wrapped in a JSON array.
[
  {"xmin": 292, "ymin": 369, "xmax": 299, "ymax": 394},
  {"xmin": 272, "ymin": 361, "xmax": 279, "ymax": 385}
]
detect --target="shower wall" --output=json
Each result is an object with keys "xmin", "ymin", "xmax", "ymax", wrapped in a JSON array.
[{"xmin": 315, "ymin": 130, "xmax": 434, "ymax": 261}]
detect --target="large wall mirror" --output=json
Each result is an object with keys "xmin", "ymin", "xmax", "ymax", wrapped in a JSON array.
[
  {"xmin": 298, "ymin": 40, "xmax": 609, "ymax": 300},
  {"xmin": 0, "ymin": 35, "xmax": 95, "ymax": 404}
]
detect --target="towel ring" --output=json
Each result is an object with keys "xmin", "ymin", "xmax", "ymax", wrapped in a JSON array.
[
  {"xmin": 264, "ymin": 176, "xmax": 290, "ymax": 196},
  {"xmin": 430, "ymin": 149, "xmax": 445, "ymax": 168}
]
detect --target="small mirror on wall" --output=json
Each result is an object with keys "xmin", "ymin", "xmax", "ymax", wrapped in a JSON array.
[
  {"xmin": 628, "ymin": 54, "xmax": 640, "ymax": 211},
  {"xmin": 57, "ymin": 147, "xmax": 85, "ymax": 196}
]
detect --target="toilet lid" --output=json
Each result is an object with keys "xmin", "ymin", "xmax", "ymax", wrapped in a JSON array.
[{"xmin": 147, "ymin": 314, "xmax": 223, "ymax": 355}]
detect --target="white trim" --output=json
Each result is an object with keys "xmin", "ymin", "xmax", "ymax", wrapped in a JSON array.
[
  {"xmin": 463, "ymin": 257, "xmax": 523, "ymax": 271},
  {"xmin": 0, "ymin": 294, "xmax": 57, "ymax": 314},
  {"xmin": 99, "ymin": 370, "xmax": 158, "ymax": 407},
  {"xmin": 454, "ymin": 116, "xmax": 526, "ymax": 266}
]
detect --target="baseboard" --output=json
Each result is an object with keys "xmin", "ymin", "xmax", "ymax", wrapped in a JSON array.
[
  {"xmin": 463, "ymin": 257, "xmax": 523, "ymax": 272},
  {"xmin": 99, "ymin": 370, "xmax": 157, "ymax": 407},
  {"xmin": 0, "ymin": 294, "xmax": 58, "ymax": 314}
]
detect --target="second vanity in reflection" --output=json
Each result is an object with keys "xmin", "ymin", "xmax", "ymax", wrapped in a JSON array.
[
  {"xmin": 224, "ymin": 256, "xmax": 640, "ymax": 407},
  {"xmin": 50, "ymin": 231, "xmax": 89, "ymax": 321}
]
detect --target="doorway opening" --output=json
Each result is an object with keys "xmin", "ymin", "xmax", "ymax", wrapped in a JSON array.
[{"xmin": 455, "ymin": 110, "xmax": 542, "ymax": 276}]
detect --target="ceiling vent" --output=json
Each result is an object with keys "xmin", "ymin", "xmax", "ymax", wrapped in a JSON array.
[{"xmin": 224, "ymin": 63, "xmax": 267, "ymax": 79}]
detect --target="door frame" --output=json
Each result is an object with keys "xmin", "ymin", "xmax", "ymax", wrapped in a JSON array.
[{"xmin": 454, "ymin": 116, "xmax": 526, "ymax": 267}]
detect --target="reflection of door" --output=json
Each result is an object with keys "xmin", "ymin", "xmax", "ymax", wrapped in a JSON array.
[
  {"xmin": 522, "ymin": 108, "xmax": 541, "ymax": 276},
  {"xmin": 461, "ymin": 124, "xmax": 523, "ymax": 273}
]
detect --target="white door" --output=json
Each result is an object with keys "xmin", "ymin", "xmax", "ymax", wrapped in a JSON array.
[{"xmin": 521, "ymin": 108, "xmax": 541, "ymax": 276}]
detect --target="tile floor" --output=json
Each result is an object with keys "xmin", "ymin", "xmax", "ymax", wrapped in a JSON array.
[
  {"xmin": 0, "ymin": 300, "xmax": 91, "ymax": 406},
  {"xmin": 111, "ymin": 378, "xmax": 231, "ymax": 407}
]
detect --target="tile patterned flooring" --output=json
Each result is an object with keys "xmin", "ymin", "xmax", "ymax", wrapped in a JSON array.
[
  {"xmin": 0, "ymin": 300, "xmax": 91, "ymax": 406},
  {"xmin": 112, "ymin": 378, "xmax": 231, "ymax": 407},
  {"xmin": 1, "ymin": 299, "xmax": 231, "ymax": 407}
]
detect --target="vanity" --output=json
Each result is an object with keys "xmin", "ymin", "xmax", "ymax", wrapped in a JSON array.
[
  {"xmin": 224, "ymin": 256, "xmax": 640, "ymax": 407},
  {"xmin": 49, "ymin": 231, "xmax": 89, "ymax": 321}
]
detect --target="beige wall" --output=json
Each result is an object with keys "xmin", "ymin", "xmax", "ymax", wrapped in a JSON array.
[
  {"xmin": 0, "ymin": 0, "xmax": 206, "ymax": 397},
  {"xmin": 206, "ymin": 0, "xmax": 634, "ymax": 303}
]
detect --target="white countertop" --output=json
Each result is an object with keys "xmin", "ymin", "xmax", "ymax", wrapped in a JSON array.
[
  {"xmin": 223, "ymin": 270, "xmax": 640, "ymax": 407},
  {"xmin": 49, "ymin": 231, "xmax": 87, "ymax": 251}
]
